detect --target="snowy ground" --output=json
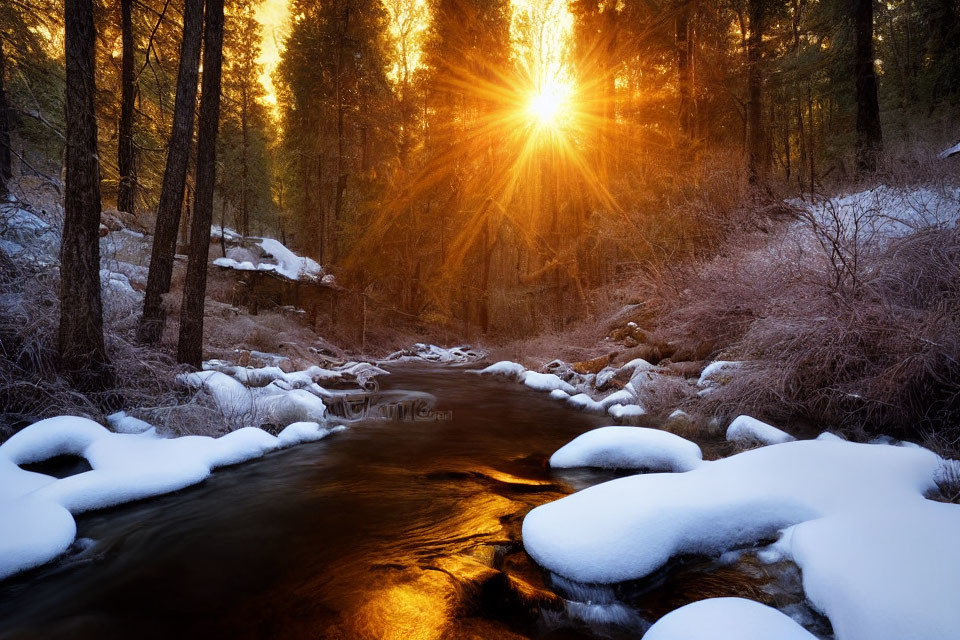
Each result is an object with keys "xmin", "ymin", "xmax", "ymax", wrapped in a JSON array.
[{"xmin": 523, "ymin": 418, "xmax": 960, "ymax": 640}]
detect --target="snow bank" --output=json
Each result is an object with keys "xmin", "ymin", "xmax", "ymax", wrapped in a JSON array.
[
  {"xmin": 726, "ymin": 415, "xmax": 795, "ymax": 446},
  {"xmin": 644, "ymin": 598, "xmax": 816, "ymax": 640},
  {"xmin": 0, "ymin": 415, "xmax": 342, "ymax": 580},
  {"xmin": 384, "ymin": 343, "xmax": 484, "ymax": 364},
  {"xmin": 769, "ymin": 500, "xmax": 960, "ymax": 640},
  {"xmin": 211, "ymin": 236, "xmax": 324, "ymax": 282},
  {"xmin": 522, "ymin": 439, "xmax": 941, "ymax": 584},
  {"xmin": 549, "ymin": 427, "xmax": 702, "ymax": 472}
]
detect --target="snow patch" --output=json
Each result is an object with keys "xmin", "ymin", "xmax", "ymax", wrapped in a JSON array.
[
  {"xmin": 726, "ymin": 415, "xmax": 796, "ymax": 446},
  {"xmin": 550, "ymin": 426, "xmax": 702, "ymax": 472}
]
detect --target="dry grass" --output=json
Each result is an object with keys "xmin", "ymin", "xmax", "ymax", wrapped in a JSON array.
[{"xmin": 0, "ymin": 242, "xmax": 229, "ymax": 440}]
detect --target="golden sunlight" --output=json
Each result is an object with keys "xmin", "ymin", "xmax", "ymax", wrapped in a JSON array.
[
  {"xmin": 511, "ymin": 0, "xmax": 577, "ymax": 136},
  {"xmin": 527, "ymin": 78, "xmax": 573, "ymax": 129},
  {"xmin": 254, "ymin": 0, "xmax": 290, "ymax": 114}
]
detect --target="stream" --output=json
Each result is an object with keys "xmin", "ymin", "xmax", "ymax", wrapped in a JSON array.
[{"xmin": 0, "ymin": 365, "xmax": 814, "ymax": 639}]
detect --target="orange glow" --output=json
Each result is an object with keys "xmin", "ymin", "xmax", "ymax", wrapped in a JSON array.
[
  {"xmin": 253, "ymin": 0, "xmax": 290, "ymax": 114},
  {"xmin": 526, "ymin": 78, "xmax": 573, "ymax": 129}
]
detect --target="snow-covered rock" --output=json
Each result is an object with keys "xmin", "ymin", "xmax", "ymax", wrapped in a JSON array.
[
  {"xmin": 478, "ymin": 360, "xmax": 527, "ymax": 380},
  {"xmin": 523, "ymin": 371, "xmax": 576, "ymax": 394},
  {"xmin": 726, "ymin": 415, "xmax": 796, "ymax": 446},
  {"xmin": 384, "ymin": 343, "xmax": 484, "ymax": 364},
  {"xmin": 106, "ymin": 411, "xmax": 154, "ymax": 434},
  {"xmin": 607, "ymin": 404, "xmax": 646, "ymax": 420},
  {"xmin": 565, "ymin": 393, "xmax": 606, "ymax": 414},
  {"xmin": 523, "ymin": 439, "xmax": 941, "ymax": 584},
  {"xmin": 550, "ymin": 427, "xmax": 702, "ymax": 472},
  {"xmin": 178, "ymin": 370, "xmax": 254, "ymax": 417},
  {"xmin": 257, "ymin": 237, "xmax": 323, "ymax": 281},
  {"xmin": 697, "ymin": 361, "xmax": 742, "ymax": 387},
  {"xmin": 644, "ymin": 597, "xmax": 816, "ymax": 640}
]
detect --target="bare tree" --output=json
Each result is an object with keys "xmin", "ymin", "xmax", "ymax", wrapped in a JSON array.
[
  {"xmin": 138, "ymin": 0, "xmax": 204, "ymax": 344},
  {"xmin": 116, "ymin": 0, "xmax": 137, "ymax": 213},
  {"xmin": 60, "ymin": 0, "xmax": 110, "ymax": 388},
  {"xmin": 178, "ymin": 0, "xmax": 224, "ymax": 367}
]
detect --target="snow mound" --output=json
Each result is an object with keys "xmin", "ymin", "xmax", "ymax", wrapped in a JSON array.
[
  {"xmin": 0, "ymin": 415, "xmax": 342, "ymax": 580},
  {"xmin": 522, "ymin": 439, "xmax": 941, "ymax": 584},
  {"xmin": 478, "ymin": 360, "xmax": 526, "ymax": 380},
  {"xmin": 523, "ymin": 371, "xmax": 576, "ymax": 394},
  {"xmin": 644, "ymin": 597, "xmax": 816, "ymax": 640},
  {"xmin": 550, "ymin": 427, "xmax": 702, "ymax": 472},
  {"xmin": 726, "ymin": 415, "xmax": 796, "ymax": 446},
  {"xmin": 769, "ymin": 500, "xmax": 960, "ymax": 640}
]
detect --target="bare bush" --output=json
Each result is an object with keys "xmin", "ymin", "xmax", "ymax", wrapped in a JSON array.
[
  {"xmin": 0, "ymin": 253, "xmax": 228, "ymax": 440},
  {"xmin": 648, "ymin": 183, "xmax": 960, "ymax": 455}
]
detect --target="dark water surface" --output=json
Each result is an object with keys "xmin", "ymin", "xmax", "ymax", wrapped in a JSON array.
[{"xmin": 0, "ymin": 365, "xmax": 629, "ymax": 640}]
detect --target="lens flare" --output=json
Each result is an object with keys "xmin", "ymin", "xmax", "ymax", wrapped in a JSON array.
[{"xmin": 527, "ymin": 80, "xmax": 573, "ymax": 128}]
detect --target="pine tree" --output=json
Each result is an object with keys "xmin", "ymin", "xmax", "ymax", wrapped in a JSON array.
[
  {"xmin": 138, "ymin": 0, "xmax": 205, "ymax": 345},
  {"xmin": 60, "ymin": 0, "xmax": 111, "ymax": 388},
  {"xmin": 853, "ymin": 0, "xmax": 882, "ymax": 173},
  {"xmin": 116, "ymin": 0, "xmax": 137, "ymax": 213},
  {"xmin": 178, "ymin": 0, "xmax": 224, "ymax": 367}
]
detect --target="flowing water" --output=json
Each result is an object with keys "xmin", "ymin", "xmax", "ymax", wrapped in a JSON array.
[{"xmin": 0, "ymin": 365, "xmax": 820, "ymax": 639}]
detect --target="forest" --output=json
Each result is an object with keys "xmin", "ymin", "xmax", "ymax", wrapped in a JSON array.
[{"xmin": 0, "ymin": 0, "xmax": 959, "ymax": 637}]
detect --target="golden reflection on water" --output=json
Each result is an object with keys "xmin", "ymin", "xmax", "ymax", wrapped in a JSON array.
[{"xmin": 348, "ymin": 569, "xmax": 457, "ymax": 640}]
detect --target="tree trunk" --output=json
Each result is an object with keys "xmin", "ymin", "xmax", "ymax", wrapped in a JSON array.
[
  {"xmin": 178, "ymin": 0, "xmax": 224, "ymax": 367},
  {"xmin": 240, "ymin": 82, "xmax": 250, "ymax": 237},
  {"xmin": 747, "ymin": 0, "xmax": 764, "ymax": 184},
  {"xmin": 0, "ymin": 39, "xmax": 11, "ymax": 196},
  {"xmin": 676, "ymin": 3, "xmax": 694, "ymax": 137},
  {"xmin": 138, "ymin": 0, "xmax": 205, "ymax": 344},
  {"xmin": 116, "ymin": 0, "xmax": 137, "ymax": 213},
  {"xmin": 854, "ymin": 0, "xmax": 882, "ymax": 173},
  {"xmin": 60, "ymin": 0, "xmax": 110, "ymax": 388},
  {"xmin": 332, "ymin": 5, "xmax": 350, "ymax": 261}
]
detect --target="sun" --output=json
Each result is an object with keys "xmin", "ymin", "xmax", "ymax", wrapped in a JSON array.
[{"xmin": 527, "ymin": 80, "xmax": 573, "ymax": 129}]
